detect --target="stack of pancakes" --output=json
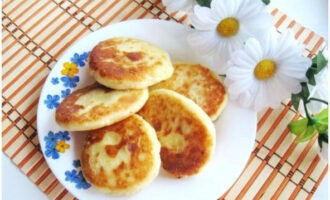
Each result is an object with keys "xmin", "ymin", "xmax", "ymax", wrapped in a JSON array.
[{"xmin": 55, "ymin": 37, "xmax": 228, "ymax": 195}]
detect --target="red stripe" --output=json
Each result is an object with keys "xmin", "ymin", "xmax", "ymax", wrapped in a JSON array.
[
  {"xmin": 306, "ymin": 165, "xmax": 328, "ymax": 199},
  {"xmin": 288, "ymin": 155, "xmax": 320, "ymax": 199},
  {"xmin": 55, "ymin": 189, "xmax": 69, "ymax": 200},
  {"xmin": 270, "ymin": 135, "xmax": 318, "ymax": 199},
  {"xmin": 35, "ymin": 168, "xmax": 52, "ymax": 185},
  {"xmin": 17, "ymin": 147, "xmax": 39, "ymax": 168},
  {"xmin": 44, "ymin": 179, "xmax": 60, "ymax": 195},
  {"xmin": 26, "ymin": 156, "xmax": 46, "ymax": 177},
  {"xmin": 275, "ymin": 14, "xmax": 287, "ymax": 29}
]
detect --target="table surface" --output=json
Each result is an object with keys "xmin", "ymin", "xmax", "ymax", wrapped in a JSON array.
[{"xmin": 2, "ymin": 0, "xmax": 328, "ymax": 199}]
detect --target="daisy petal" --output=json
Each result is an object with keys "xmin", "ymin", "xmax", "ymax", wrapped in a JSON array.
[
  {"xmin": 244, "ymin": 38, "xmax": 263, "ymax": 62},
  {"xmin": 191, "ymin": 6, "xmax": 218, "ymax": 30}
]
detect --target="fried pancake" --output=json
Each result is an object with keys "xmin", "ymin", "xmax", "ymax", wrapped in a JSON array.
[
  {"xmin": 88, "ymin": 37, "xmax": 174, "ymax": 89},
  {"xmin": 138, "ymin": 89, "xmax": 215, "ymax": 178},
  {"xmin": 55, "ymin": 84, "xmax": 148, "ymax": 131},
  {"xmin": 81, "ymin": 114, "xmax": 161, "ymax": 195},
  {"xmin": 150, "ymin": 63, "xmax": 228, "ymax": 120}
]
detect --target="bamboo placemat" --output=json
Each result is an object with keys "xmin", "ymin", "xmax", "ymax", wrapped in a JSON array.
[{"xmin": 2, "ymin": 1, "xmax": 328, "ymax": 199}]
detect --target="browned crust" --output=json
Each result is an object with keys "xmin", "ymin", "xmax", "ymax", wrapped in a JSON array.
[
  {"xmin": 81, "ymin": 115, "xmax": 155, "ymax": 191},
  {"xmin": 55, "ymin": 84, "xmax": 144, "ymax": 128},
  {"xmin": 138, "ymin": 91, "xmax": 214, "ymax": 178},
  {"xmin": 89, "ymin": 37, "xmax": 163, "ymax": 82},
  {"xmin": 150, "ymin": 63, "xmax": 227, "ymax": 120}
]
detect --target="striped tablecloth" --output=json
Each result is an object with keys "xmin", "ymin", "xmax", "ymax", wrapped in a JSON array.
[{"xmin": 2, "ymin": 1, "xmax": 328, "ymax": 199}]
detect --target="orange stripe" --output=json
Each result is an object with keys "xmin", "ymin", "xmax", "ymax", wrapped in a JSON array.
[
  {"xmin": 255, "ymin": 106, "xmax": 290, "ymax": 150},
  {"xmin": 2, "ymin": 1, "xmax": 74, "ymax": 57},
  {"xmin": 306, "ymin": 165, "xmax": 328, "ymax": 200},
  {"xmin": 90, "ymin": 0, "xmax": 120, "ymax": 22},
  {"xmin": 138, "ymin": 0, "xmax": 161, "ymax": 19},
  {"xmin": 2, "ymin": 0, "xmax": 15, "ymax": 10},
  {"xmin": 3, "ymin": 0, "xmax": 82, "ymax": 73},
  {"xmin": 17, "ymin": 147, "xmax": 39, "ymax": 168},
  {"xmin": 10, "ymin": 139, "xmax": 31, "ymax": 159},
  {"xmin": 35, "ymin": 168, "xmax": 52, "ymax": 185},
  {"xmin": 2, "ymin": 115, "xmax": 36, "ymax": 151},
  {"xmin": 2, "ymin": 3, "xmax": 58, "ymax": 66},
  {"xmin": 26, "ymin": 156, "xmax": 45, "ymax": 177},
  {"xmin": 237, "ymin": 112, "xmax": 299, "ymax": 199},
  {"xmin": 2, "ymin": 97, "xmax": 39, "ymax": 137},
  {"xmin": 253, "ymin": 114, "xmax": 300, "ymax": 199},
  {"xmin": 3, "ymin": 131, "xmax": 22, "ymax": 151},
  {"xmin": 55, "ymin": 189, "xmax": 69, "ymax": 200},
  {"xmin": 309, "ymin": 37, "xmax": 325, "ymax": 56},
  {"xmin": 2, "ymin": 1, "xmax": 50, "ymax": 48},
  {"xmin": 2, "ymin": 1, "xmax": 29, "ymax": 26},
  {"xmin": 257, "ymin": 108, "xmax": 273, "ymax": 130},
  {"xmin": 2, "ymin": 79, "xmax": 44, "ymax": 124},
  {"xmin": 271, "ymin": 135, "xmax": 318, "ymax": 199},
  {"xmin": 275, "ymin": 14, "xmax": 287, "ymax": 29},
  {"xmin": 3, "ymin": 60, "xmax": 44, "ymax": 94},
  {"xmin": 2, "ymin": 1, "xmax": 36, "ymax": 33},
  {"xmin": 102, "ymin": 0, "xmax": 132, "ymax": 25},
  {"xmin": 178, "ymin": 14, "xmax": 188, "ymax": 23},
  {"xmin": 295, "ymin": 27, "xmax": 305, "ymax": 39},
  {"xmin": 121, "ymin": 1, "xmax": 142, "ymax": 21},
  {"xmin": 287, "ymin": 20, "xmax": 296, "ymax": 28},
  {"xmin": 44, "ymin": 179, "xmax": 60, "ymax": 195},
  {"xmin": 303, "ymin": 31, "xmax": 315, "ymax": 45},
  {"xmin": 289, "ymin": 155, "xmax": 320, "ymax": 199},
  {"xmin": 271, "ymin": 8, "xmax": 279, "ymax": 16},
  {"xmin": 256, "ymin": 139, "xmax": 299, "ymax": 198}
]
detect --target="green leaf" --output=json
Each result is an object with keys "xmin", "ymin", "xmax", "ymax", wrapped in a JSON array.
[
  {"xmin": 297, "ymin": 126, "xmax": 317, "ymax": 143},
  {"xmin": 300, "ymin": 82, "xmax": 310, "ymax": 101},
  {"xmin": 318, "ymin": 132, "xmax": 328, "ymax": 149},
  {"xmin": 291, "ymin": 93, "xmax": 301, "ymax": 111},
  {"xmin": 288, "ymin": 118, "xmax": 308, "ymax": 135},
  {"xmin": 262, "ymin": 0, "xmax": 271, "ymax": 5},
  {"xmin": 314, "ymin": 108, "xmax": 328, "ymax": 132},
  {"xmin": 315, "ymin": 108, "xmax": 328, "ymax": 119},
  {"xmin": 196, "ymin": 0, "xmax": 212, "ymax": 7},
  {"xmin": 314, "ymin": 123, "xmax": 328, "ymax": 133},
  {"xmin": 312, "ymin": 51, "xmax": 328, "ymax": 74},
  {"xmin": 306, "ymin": 68, "xmax": 316, "ymax": 85}
]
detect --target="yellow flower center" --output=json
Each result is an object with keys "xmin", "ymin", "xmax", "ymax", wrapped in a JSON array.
[
  {"xmin": 55, "ymin": 141, "xmax": 70, "ymax": 153},
  {"xmin": 217, "ymin": 17, "xmax": 239, "ymax": 37},
  {"xmin": 254, "ymin": 59, "xmax": 277, "ymax": 80}
]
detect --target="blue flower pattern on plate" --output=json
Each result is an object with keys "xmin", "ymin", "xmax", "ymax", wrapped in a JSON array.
[
  {"xmin": 61, "ymin": 76, "xmax": 80, "ymax": 88},
  {"xmin": 65, "ymin": 160, "xmax": 91, "ymax": 190},
  {"xmin": 61, "ymin": 89, "xmax": 71, "ymax": 98},
  {"xmin": 43, "ymin": 51, "xmax": 91, "ymax": 190},
  {"xmin": 51, "ymin": 77, "xmax": 59, "ymax": 85},
  {"xmin": 71, "ymin": 52, "xmax": 89, "ymax": 67},
  {"xmin": 44, "ymin": 95, "xmax": 60, "ymax": 109},
  {"xmin": 73, "ymin": 160, "xmax": 81, "ymax": 168},
  {"xmin": 44, "ymin": 51, "xmax": 89, "ymax": 110},
  {"xmin": 44, "ymin": 131, "xmax": 71, "ymax": 159}
]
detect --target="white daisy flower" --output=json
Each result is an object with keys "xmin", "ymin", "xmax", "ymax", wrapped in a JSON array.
[
  {"xmin": 225, "ymin": 31, "xmax": 312, "ymax": 111},
  {"xmin": 162, "ymin": 0, "xmax": 197, "ymax": 13},
  {"xmin": 187, "ymin": 0, "xmax": 273, "ymax": 74}
]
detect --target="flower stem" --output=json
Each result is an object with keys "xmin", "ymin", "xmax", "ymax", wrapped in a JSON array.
[
  {"xmin": 303, "ymin": 99, "xmax": 315, "ymax": 126},
  {"xmin": 308, "ymin": 98, "xmax": 328, "ymax": 105}
]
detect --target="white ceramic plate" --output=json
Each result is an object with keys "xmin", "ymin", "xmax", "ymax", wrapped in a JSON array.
[{"xmin": 37, "ymin": 19, "xmax": 256, "ymax": 200}]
